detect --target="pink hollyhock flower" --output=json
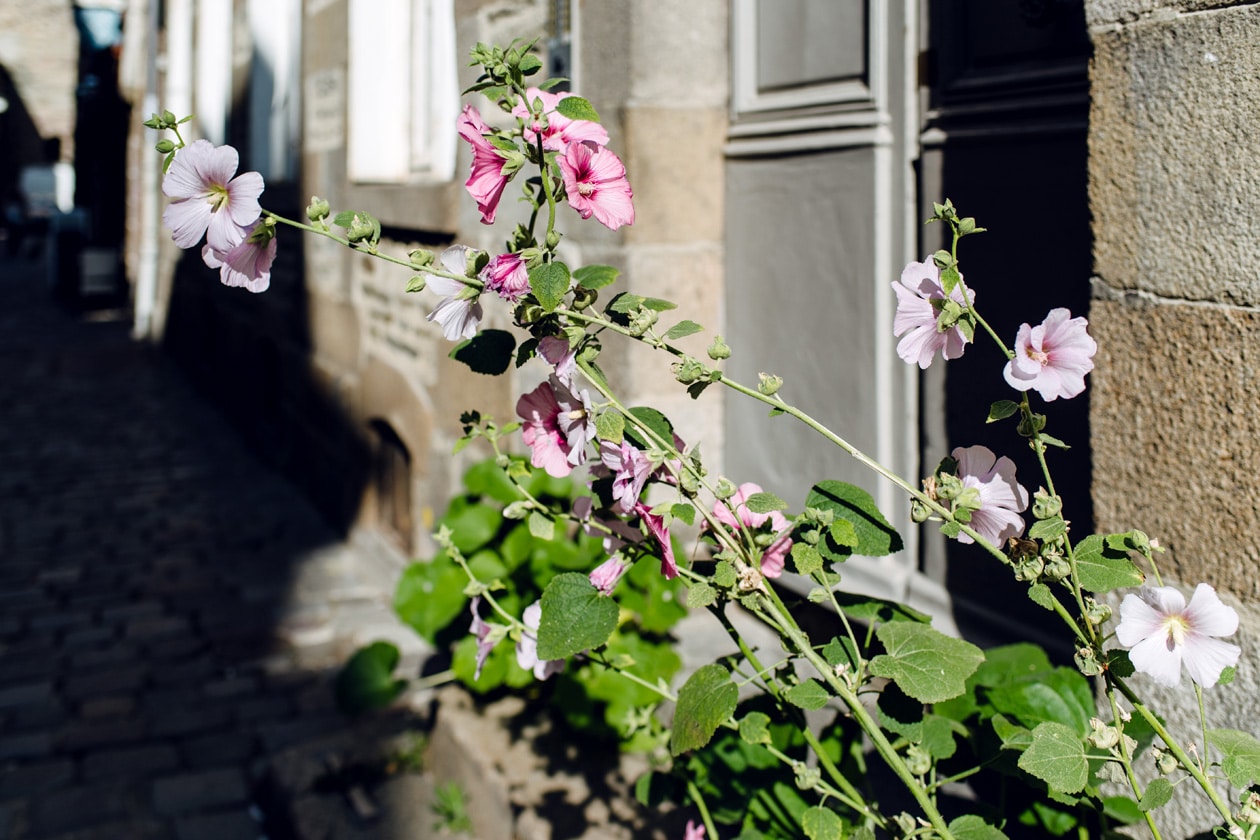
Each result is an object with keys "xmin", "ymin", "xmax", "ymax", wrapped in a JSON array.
[
  {"xmin": 892, "ymin": 258, "xmax": 975, "ymax": 369},
  {"xmin": 457, "ymin": 105, "xmax": 511, "ymax": 225},
  {"xmin": 480, "ymin": 252, "xmax": 531, "ymax": 303},
  {"xmin": 710, "ymin": 482, "xmax": 790, "ymax": 579},
  {"xmin": 200, "ymin": 220, "xmax": 276, "ymax": 293},
  {"xmin": 635, "ymin": 501, "xmax": 678, "ymax": 580},
  {"xmin": 1116, "ymin": 584, "xmax": 1240, "ymax": 688},
  {"xmin": 589, "ymin": 556, "xmax": 631, "ymax": 595},
  {"xmin": 468, "ymin": 597, "xmax": 498, "ymax": 681},
  {"xmin": 683, "ymin": 821, "xmax": 706, "ymax": 840},
  {"xmin": 538, "ymin": 335, "xmax": 577, "ymax": 386},
  {"xmin": 952, "ymin": 445, "xmax": 1029, "ymax": 546},
  {"xmin": 516, "ymin": 601, "xmax": 563, "ymax": 680},
  {"xmin": 512, "ymin": 87, "xmax": 609, "ymax": 151},
  {"xmin": 426, "ymin": 245, "xmax": 483, "ymax": 341},
  {"xmin": 162, "ymin": 139, "xmax": 264, "ymax": 253},
  {"xmin": 516, "ymin": 376, "xmax": 595, "ymax": 478},
  {"xmin": 1003, "ymin": 308, "xmax": 1098, "ymax": 401},
  {"xmin": 601, "ymin": 440, "xmax": 653, "ymax": 514},
  {"xmin": 559, "ymin": 141, "xmax": 635, "ymax": 231},
  {"xmin": 573, "ymin": 496, "xmax": 644, "ymax": 555}
]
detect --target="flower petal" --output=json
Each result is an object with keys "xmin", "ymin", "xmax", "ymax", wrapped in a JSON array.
[
  {"xmin": 1128, "ymin": 630, "xmax": 1184, "ymax": 688},
  {"xmin": 1181, "ymin": 635, "xmax": 1241, "ymax": 688},
  {"xmin": 1183, "ymin": 583, "xmax": 1239, "ymax": 637}
]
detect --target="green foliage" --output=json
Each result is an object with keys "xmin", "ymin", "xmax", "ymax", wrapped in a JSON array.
[
  {"xmin": 867, "ymin": 622, "xmax": 984, "ymax": 703},
  {"xmin": 449, "ymin": 329, "xmax": 517, "ymax": 375},
  {"xmin": 948, "ymin": 815, "xmax": 1010, "ymax": 840},
  {"xmin": 573, "ymin": 263, "xmax": 620, "ymax": 290},
  {"xmin": 335, "ymin": 641, "xmax": 407, "ymax": 715},
  {"xmin": 530, "ymin": 261, "xmax": 571, "ymax": 311},
  {"xmin": 1018, "ymin": 722, "xmax": 1089, "ymax": 794},
  {"xmin": 536, "ymin": 573, "xmax": 619, "ymax": 659},
  {"xmin": 671, "ymin": 664, "xmax": 739, "ymax": 756},
  {"xmin": 664, "ymin": 320, "xmax": 705, "ymax": 340},
  {"xmin": 1073, "ymin": 534, "xmax": 1146, "ymax": 592},
  {"xmin": 1208, "ymin": 729, "xmax": 1260, "ymax": 788},
  {"xmin": 801, "ymin": 481, "xmax": 903, "ymax": 559}
]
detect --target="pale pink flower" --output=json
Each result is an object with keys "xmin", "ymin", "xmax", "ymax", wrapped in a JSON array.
[
  {"xmin": 457, "ymin": 105, "xmax": 510, "ymax": 225},
  {"xmin": 635, "ymin": 502, "xmax": 678, "ymax": 580},
  {"xmin": 1116, "ymin": 584, "xmax": 1241, "ymax": 688},
  {"xmin": 512, "ymin": 87, "xmax": 609, "ymax": 151},
  {"xmin": 589, "ymin": 556, "xmax": 631, "ymax": 595},
  {"xmin": 480, "ymin": 252, "xmax": 531, "ymax": 303},
  {"xmin": 601, "ymin": 440, "xmax": 653, "ymax": 514},
  {"xmin": 952, "ymin": 445, "xmax": 1029, "ymax": 546},
  {"xmin": 162, "ymin": 139, "xmax": 264, "ymax": 253},
  {"xmin": 1003, "ymin": 308, "xmax": 1098, "ymax": 401},
  {"xmin": 892, "ymin": 258, "xmax": 975, "ymax": 369},
  {"xmin": 538, "ymin": 335, "xmax": 577, "ymax": 386},
  {"xmin": 426, "ymin": 245, "xmax": 483, "ymax": 341},
  {"xmin": 683, "ymin": 821, "xmax": 706, "ymax": 840},
  {"xmin": 517, "ymin": 377, "xmax": 594, "ymax": 478},
  {"xmin": 516, "ymin": 601, "xmax": 563, "ymax": 680},
  {"xmin": 468, "ymin": 597, "xmax": 498, "ymax": 681},
  {"xmin": 573, "ymin": 496, "xmax": 644, "ymax": 555},
  {"xmin": 559, "ymin": 141, "xmax": 635, "ymax": 231},
  {"xmin": 200, "ymin": 220, "xmax": 276, "ymax": 293},
  {"xmin": 710, "ymin": 482, "xmax": 790, "ymax": 579}
]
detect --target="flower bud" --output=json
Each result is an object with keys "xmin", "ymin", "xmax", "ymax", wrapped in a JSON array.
[
  {"xmin": 1086, "ymin": 717, "xmax": 1119, "ymax": 750},
  {"xmin": 910, "ymin": 500, "xmax": 932, "ymax": 523},
  {"xmin": 1014, "ymin": 556, "xmax": 1044, "ymax": 582},
  {"xmin": 757, "ymin": 372, "xmax": 783, "ymax": 396},
  {"xmin": 715, "ymin": 478, "xmax": 737, "ymax": 500},
  {"xmin": 1043, "ymin": 554, "xmax": 1071, "ymax": 582},
  {"xmin": 934, "ymin": 473, "xmax": 963, "ymax": 502},
  {"xmin": 1075, "ymin": 647, "xmax": 1103, "ymax": 677},
  {"xmin": 1085, "ymin": 598, "xmax": 1112, "ymax": 626},
  {"xmin": 306, "ymin": 196, "xmax": 331, "ymax": 222},
  {"xmin": 346, "ymin": 214, "xmax": 375, "ymax": 242},
  {"xmin": 672, "ymin": 356, "xmax": 706, "ymax": 385},
  {"xmin": 545, "ymin": 229, "xmax": 562, "ymax": 250},
  {"xmin": 707, "ymin": 335, "xmax": 731, "ymax": 361},
  {"xmin": 155, "ymin": 138, "xmax": 176, "ymax": 154},
  {"xmin": 905, "ymin": 745, "xmax": 931, "ymax": 777},
  {"xmin": 1237, "ymin": 791, "xmax": 1260, "ymax": 826},
  {"xmin": 409, "ymin": 248, "xmax": 436, "ymax": 268},
  {"xmin": 571, "ymin": 286, "xmax": 598, "ymax": 310},
  {"xmin": 1032, "ymin": 488, "xmax": 1063, "ymax": 520},
  {"xmin": 1154, "ymin": 747, "xmax": 1180, "ymax": 776}
]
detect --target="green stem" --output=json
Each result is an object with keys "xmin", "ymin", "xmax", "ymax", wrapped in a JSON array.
[
  {"xmin": 1105, "ymin": 687, "xmax": 1164, "ymax": 840},
  {"xmin": 685, "ymin": 779, "xmax": 719, "ymax": 840}
]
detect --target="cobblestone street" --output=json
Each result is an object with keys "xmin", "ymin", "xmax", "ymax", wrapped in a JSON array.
[{"xmin": 0, "ymin": 254, "xmax": 429, "ymax": 840}]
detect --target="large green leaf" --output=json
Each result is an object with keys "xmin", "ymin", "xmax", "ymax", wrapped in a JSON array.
[
  {"xmin": 462, "ymin": 458, "xmax": 523, "ymax": 504},
  {"xmin": 802, "ymin": 806, "xmax": 844, "ymax": 840},
  {"xmin": 536, "ymin": 573, "xmax": 618, "ymax": 660},
  {"xmin": 572, "ymin": 264, "xmax": 620, "ymax": 290},
  {"xmin": 1138, "ymin": 777, "xmax": 1173, "ymax": 812},
  {"xmin": 803, "ymin": 480, "xmax": 903, "ymax": 557},
  {"xmin": 529, "ymin": 261, "xmax": 571, "ymax": 312},
  {"xmin": 449, "ymin": 329, "xmax": 516, "ymax": 375},
  {"xmin": 555, "ymin": 95, "xmax": 600, "ymax": 122},
  {"xmin": 440, "ymin": 495, "xmax": 502, "ymax": 554},
  {"xmin": 623, "ymin": 406, "xmax": 675, "ymax": 449},
  {"xmin": 983, "ymin": 667, "xmax": 1094, "ymax": 736},
  {"xmin": 1018, "ymin": 721, "xmax": 1089, "ymax": 794},
  {"xmin": 335, "ymin": 641, "xmax": 406, "ymax": 715},
  {"xmin": 949, "ymin": 815, "xmax": 1009, "ymax": 840},
  {"xmin": 784, "ymin": 679, "xmax": 830, "ymax": 710},
  {"xmin": 1208, "ymin": 729, "xmax": 1260, "ymax": 788},
  {"xmin": 394, "ymin": 558, "xmax": 467, "ymax": 643},
  {"xmin": 868, "ymin": 622, "xmax": 984, "ymax": 703},
  {"xmin": 1074, "ymin": 534, "xmax": 1145, "ymax": 592},
  {"xmin": 669, "ymin": 664, "xmax": 738, "ymax": 756}
]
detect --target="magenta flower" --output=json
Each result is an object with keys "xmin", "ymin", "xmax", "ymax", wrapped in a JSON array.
[
  {"xmin": 601, "ymin": 440, "xmax": 653, "ymax": 514},
  {"xmin": 559, "ymin": 141, "xmax": 635, "ymax": 231},
  {"xmin": 468, "ymin": 597, "xmax": 498, "ymax": 681},
  {"xmin": 516, "ymin": 376, "xmax": 594, "ymax": 478},
  {"xmin": 952, "ymin": 445, "xmax": 1029, "ymax": 546},
  {"xmin": 710, "ymin": 482, "xmax": 791, "ymax": 579},
  {"xmin": 512, "ymin": 87, "xmax": 609, "ymax": 152},
  {"xmin": 200, "ymin": 220, "xmax": 276, "ymax": 293},
  {"xmin": 892, "ymin": 258, "xmax": 975, "ymax": 369},
  {"xmin": 1003, "ymin": 308, "xmax": 1098, "ymax": 401},
  {"xmin": 516, "ymin": 601, "xmax": 563, "ymax": 680},
  {"xmin": 457, "ymin": 105, "xmax": 510, "ymax": 225},
  {"xmin": 683, "ymin": 821, "xmax": 706, "ymax": 840},
  {"xmin": 635, "ymin": 502, "xmax": 678, "ymax": 580},
  {"xmin": 1116, "ymin": 584, "xmax": 1240, "ymax": 688},
  {"xmin": 426, "ymin": 245, "xmax": 483, "ymax": 341},
  {"xmin": 538, "ymin": 335, "xmax": 578, "ymax": 387},
  {"xmin": 480, "ymin": 252, "xmax": 531, "ymax": 303},
  {"xmin": 589, "ymin": 556, "xmax": 631, "ymax": 595},
  {"xmin": 162, "ymin": 139, "xmax": 264, "ymax": 253}
]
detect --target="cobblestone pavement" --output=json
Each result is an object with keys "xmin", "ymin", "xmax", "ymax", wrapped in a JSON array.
[{"xmin": 0, "ymin": 254, "xmax": 428, "ymax": 840}]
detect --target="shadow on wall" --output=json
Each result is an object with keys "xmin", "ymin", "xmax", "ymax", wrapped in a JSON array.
[{"xmin": 0, "ymin": 63, "xmax": 62, "ymax": 250}]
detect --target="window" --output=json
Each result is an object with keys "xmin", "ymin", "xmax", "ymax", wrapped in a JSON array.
[
  {"xmin": 346, "ymin": 0, "xmax": 457, "ymax": 183},
  {"xmin": 370, "ymin": 420, "xmax": 414, "ymax": 553}
]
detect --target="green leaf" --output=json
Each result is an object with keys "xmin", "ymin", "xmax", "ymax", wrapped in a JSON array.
[
  {"xmin": 555, "ymin": 95, "xmax": 600, "ymax": 123},
  {"xmin": 671, "ymin": 503, "xmax": 696, "ymax": 526},
  {"xmin": 441, "ymin": 496, "xmax": 503, "ymax": 554},
  {"xmin": 868, "ymin": 623, "xmax": 984, "ymax": 703},
  {"xmin": 1219, "ymin": 665, "xmax": 1237, "ymax": 685},
  {"xmin": 1018, "ymin": 721, "xmax": 1089, "ymax": 794},
  {"xmin": 801, "ymin": 806, "xmax": 844, "ymax": 840},
  {"xmin": 335, "ymin": 641, "xmax": 407, "ymax": 715},
  {"xmin": 1027, "ymin": 515, "xmax": 1066, "ymax": 541},
  {"xmin": 828, "ymin": 519, "xmax": 858, "ymax": 548},
  {"xmin": 641, "ymin": 296, "xmax": 677, "ymax": 311},
  {"xmin": 529, "ymin": 261, "xmax": 571, "ymax": 312},
  {"xmin": 822, "ymin": 637, "xmax": 860, "ymax": 671},
  {"xmin": 1074, "ymin": 534, "xmax": 1145, "ymax": 592},
  {"xmin": 1103, "ymin": 795, "xmax": 1143, "ymax": 825},
  {"xmin": 536, "ymin": 573, "xmax": 619, "ymax": 660},
  {"xmin": 669, "ymin": 664, "xmax": 738, "ymax": 755},
  {"xmin": 573, "ymin": 264, "xmax": 620, "ymax": 290},
  {"xmin": 624, "ymin": 406, "xmax": 674, "ymax": 449},
  {"xmin": 985, "ymin": 668, "xmax": 1094, "ymax": 735},
  {"xmin": 1138, "ymin": 777, "xmax": 1173, "ymax": 812},
  {"xmin": 606, "ymin": 292, "xmax": 644, "ymax": 315},
  {"xmin": 528, "ymin": 511, "xmax": 555, "ymax": 540},
  {"xmin": 744, "ymin": 492, "xmax": 787, "ymax": 514},
  {"xmin": 832, "ymin": 591, "xmax": 931, "ymax": 624},
  {"xmin": 784, "ymin": 679, "xmax": 830, "ymax": 710},
  {"xmin": 394, "ymin": 559, "xmax": 468, "ymax": 643},
  {"xmin": 948, "ymin": 815, "xmax": 1009, "ymax": 840},
  {"xmin": 518, "ymin": 53, "xmax": 543, "ymax": 74},
  {"xmin": 462, "ymin": 459, "xmax": 524, "ymax": 504},
  {"xmin": 1028, "ymin": 583, "xmax": 1056, "ymax": 610},
  {"xmin": 664, "ymin": 320, "xmax": 705, "ymax": 340},
  {"xmin": 987, "ymin": 400, "xmax": 1020, "ymax": 423},
  {"xmin": 449, "ymin": 329, "xmax": 516, "ymax": 375},
  {"xmin": 1207, "ymin": 729, "xmax": 1260, "ymax": 788},
  {"xmin": 738, "ymin": 712, "xmax": 772, "ymax": 745},
  {"xmin": 940, "ymin": 265, "xmax": 962, "ymax": 295},
  {"xmin": 596, "ymin": 410, "xmax": 625, "ymax": 444},
  {"xmin": 790, "ymin": 543, "xmax": 823, "ymax": 576},
  {"xmin": 972, "ymin": 643, "xmax": 1053, "ymax": 687},
  {"xmin": 332, "ymin": 210, "xmax": 357, "ymax": 227},
  {"xmin": 803, "ymin": 480, "xmax": 902, "ymax": 557},
  {"xmin": 686, "ymin": 581, "xmax": 716, "ymax": 608}
]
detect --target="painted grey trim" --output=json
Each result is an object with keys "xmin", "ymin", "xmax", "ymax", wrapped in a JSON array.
[{"xmin": 724, "ymin": 125, "xmax": 894, "ymax": 157}]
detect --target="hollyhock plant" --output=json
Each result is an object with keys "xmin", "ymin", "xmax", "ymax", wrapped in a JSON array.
[
  {"xmin": 683, "ymin": 821, "xmax": 706, "ymax": 840},
  {"xmin": 558, "ymin": 140, "xmax": 635, "ymax": 231},
  {"xmin": 710, "ymin": 482, "xmax": 791, "ymax": 579},
  {"xmin": 589, "ymin": 555, "xmax": 631, "ymax": 595},
  {"xmin": 538, "ymin": 335, "xmax": 577, "ymax": 386},
  {"xmin": 516, "ymin": 601, "xmax": 563, "ymax": 680},
  {"xmin": 468, "ymin": 596, "xmax": 498, "ymax": 681},
  {"xmin": 457, "ymin": 104, "xmax": 511, "ymax": 225},
  {"xmin": 201, "ymin": 220, "xmax": 276, "ymax": 293},
  {"xmin": 426, "ymin": 245, "xmax": 483, "ymax": 341},
  {"xmin": 1115, "ymin": 583, "xmax": 1241, "ymax": 688},
  {"xmin": 635, "ymin": 502, "xmax": 678, "ymax": 580},
  {"xmin": 1003, "ymin": 308, "xmax": 1098, "ymax": 401},
  {"xmin": 162, "ymin": 139, "xmax": 264, "ymax": 253},
  {"xmin": 516, "ymin": 376, "xmax": 595, "ymax": 478},
  {"xmin": 952, "ymin": 445, "xmax": 1029, "ymax": 546},
  {"xmin": 480, "ymin": 252, "xmax": 531, "ymax": 303},
  {"xmin": 512, "ymin": 87, "xmax": 609, "ymax": 151},
  {"xmin": 601, "ymin": 440, "xmax": 653, "ymax": 514},
  {"xmin": 892, "ymin": 257, "xmax": 975, "ymax": 369}
]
